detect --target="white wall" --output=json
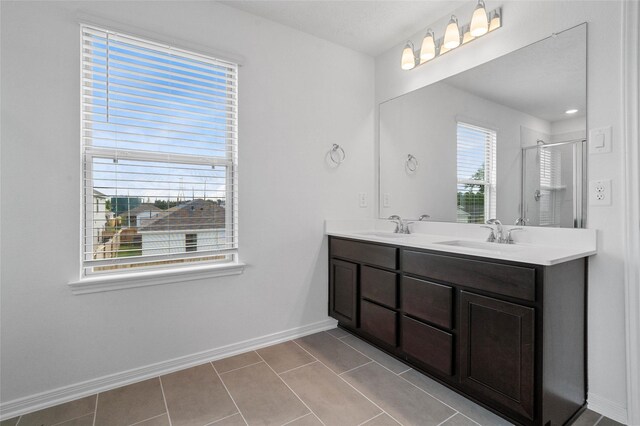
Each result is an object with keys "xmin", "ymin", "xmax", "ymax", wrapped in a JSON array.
[
  {"xmin": 0, "ymin": 0, "xmax": 374, "ymax": 406},
  {"xmin": 375, "ymin": 1, "xmax": 628, "ymax": 422}
]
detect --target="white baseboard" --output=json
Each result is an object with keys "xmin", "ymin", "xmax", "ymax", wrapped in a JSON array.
[
  {"xmin": 0, "ymin": 318, "xmax": 338, "ymax": 421},
  {"xmin": 588, "ymin": 392, "xmax": 629, "ymax": 425}
]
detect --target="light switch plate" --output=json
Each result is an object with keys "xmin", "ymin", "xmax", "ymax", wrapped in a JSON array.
[
  {"xmin": 589, "ymin": 179, "xmax": 612, "ymax": 206},
  {"xmin": 589, "ymin": 126, "xmax": 612, "ymax": 154}
]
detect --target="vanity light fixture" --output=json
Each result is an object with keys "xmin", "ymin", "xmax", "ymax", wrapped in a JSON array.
[
  {"xmin": 470, "ymin": 0, "xmax": 489, "ymax": 37},
  {"xmin": 443, "ymin": 15, "xmax": 461, "ymax": 49},
  {"xmin": 565, "ymin": 108, "xmax": 579, "ymax": 114},
  {"xmin": 401, "ymin": 41, "xmax": 417, "ymax": 70},
  {"xmin": 420, "ymin": 29, "xmax": 437, "ymax": 62},
  {"xmin": 400, "ymin": 4, "xmax": 502, "ymax": 70},
  {"xmin": 489, "ymin": 9, "xmax": 502, "ymax": 31},
  {"xmin": 462, "ymin": 25, "xmax": 474, "ymax": 44}
]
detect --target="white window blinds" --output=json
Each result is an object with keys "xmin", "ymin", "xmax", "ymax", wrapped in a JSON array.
[
  {"xmin": 538, "ymin": 146, "xmax": 562, "ymax": 226},
  {"xmin": 456, "ymin": 122, "xmax": 497, "ymax": 223},
  {"xmin": 81, "ymin": 25, "xmax": 238, "ymax": 275}
]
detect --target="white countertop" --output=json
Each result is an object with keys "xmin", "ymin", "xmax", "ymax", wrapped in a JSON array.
[{"xmin": 325, "ymin": 220, "xmax": 597, "ymax": 266}]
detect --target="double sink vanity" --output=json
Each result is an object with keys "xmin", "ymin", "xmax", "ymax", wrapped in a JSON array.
[
  {"xmin": 332, "ymin": 20, "xmax": 595, "ymax": 426},
  {"xmin": 326, "ymin": 220, "xmax": 596, "ymax": 426}
]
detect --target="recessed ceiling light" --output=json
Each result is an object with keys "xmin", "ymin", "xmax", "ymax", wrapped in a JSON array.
[{"xmin": 566, "ymin": 109, "xmax": 579, "ymax": 114}]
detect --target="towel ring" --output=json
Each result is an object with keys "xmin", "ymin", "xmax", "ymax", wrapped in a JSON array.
[
  {"xmin": 329, "ymin": 144, "xmax": 346, "ymax": 165},
  {"xmin": 406, "ymin": 154, "xmax": 418, "ymax": 172}
]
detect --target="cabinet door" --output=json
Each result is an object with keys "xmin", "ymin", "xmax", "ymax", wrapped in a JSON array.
[
  {"xmin": 459, "ymin": 291, "xmax": 535, "ymax": 421},
  {"xmin": 329, "ymin": 259, "xmax": 358, "ymax": 328}
]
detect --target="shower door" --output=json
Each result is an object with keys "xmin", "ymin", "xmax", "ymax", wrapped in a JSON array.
[{"xmin": 521, "ymin": 139, "xmax": 586, "ymax": 227}]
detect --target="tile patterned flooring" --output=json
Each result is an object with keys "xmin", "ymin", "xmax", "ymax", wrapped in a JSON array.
[{"xmin": 1, "ymin": 329, "xmax": 625, "ymax": 426}]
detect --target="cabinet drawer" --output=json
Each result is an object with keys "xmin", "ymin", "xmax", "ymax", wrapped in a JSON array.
[
  {"xmin": 402, "ymin": 316, "xmax": 453, "ymax": 376},
  {"xmin": 362, "ymin": 266, "xmax": 398, "ymax": 308},
  {"xmin": 402, "ymin": 277, "xmax": 453, "ymax": 329},
  {"xmin": 403, "ymin": 251, "xmax": 536, "ymax": 301},
  {"xmin": 331, "ymin": 238, "xmax": 397, "ymax": 270},
  {"xmin": 361, "ymin": 300, "xmax": 397, "ymax": 347}
]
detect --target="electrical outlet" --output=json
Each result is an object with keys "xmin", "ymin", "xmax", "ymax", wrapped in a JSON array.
[
  {"xmin": 358, "ymin": 192, "xmax": 367, "ymax": 208},
  {"xmin": 383, "ymin": 193, "xmax": 391, "ymax": 208},
  {"xmin": 590, "ymin": 179, "xmax": 612, "ymax": 206}
]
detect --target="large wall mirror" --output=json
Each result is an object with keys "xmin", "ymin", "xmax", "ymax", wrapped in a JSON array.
[{"xmin": 379, "ymin": 23, "xmax": 587, "ymax": 228}]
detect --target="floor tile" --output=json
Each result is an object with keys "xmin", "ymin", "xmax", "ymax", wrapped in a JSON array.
[
  {"xmin": 284, "ymin": 413, "xmax": 323, "ymax": 426},
  {"xmin": 341, "ymin": 335, "xmax": 409, "ymax": 374},
  {"xmin": 361, "ymin": 413, "xmax": 401, "ymax": 425},
  {"xmin": 281, "ymin": 362, "xmax": 381, "ymax": 426},
  {"xmin": 213, "ymin": 351, "xmax": 262, "ymax": 374},
  {"xmin": 295, "ymin": 332, "xmax": 370, "ymax": 374},
  {"xmin": 56, "ymin": 414, "xmax": 95, "ymax": 426},
  {"xmin": 326, "ymin": 327, "xmax": 350, "ymax": 339},
  {"xmin": 343, "ymin": 363, "xmax": 455, "ymax": 426},
  {"xmin": 597, "ymin": 417, "xmax": 625, "ymax": 426},
  {"xmin": 0, "ymin": 418, "xmax": 20, "ymax": 426},
  {"xmin": 134, "ymin": 414, "xmax": 171, "ymax": 426},
  {"xmin": 95, "ymin": 378, "xmax": 166, "ymax": 426},
  {"xmin": 19, "ymin": 395, "xmax": 96, "ymax": 426},
  {"xmin": 209, "ymin": 413, "xmax": 246, "ymax": 426},
  {"xmin": 400, "ymin": 369, "xmax": 513, "ymax": 426},
  {"xmin": 257, "ymin": 341, "xmax": 316, "ymax": 374},
  {"xmin": 161, "ymin": 364, "xmax": 237, "ymax": 426},
  {"xmin": 220, "ymin": 362, "xmax": 308, "ymax": 425},
  {"xmin": 440, "ymin": 413, "xmax": 479, "ymax": 426},
  {"xmin": 572, "ymin": 409, "xmax": 602, "ymax": 426}
]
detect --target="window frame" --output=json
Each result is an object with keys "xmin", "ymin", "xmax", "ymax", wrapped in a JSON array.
[
  {"xmin": 73, "ymin": 23, "xmax": 244, "ymax": 293},
  {"xmin": 456, "ymin": 121, "xmax": 497, "ymax": 223}
]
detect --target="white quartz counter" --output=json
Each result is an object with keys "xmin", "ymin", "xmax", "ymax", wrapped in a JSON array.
[{"xmin": 325, "ymin": 219, "xmax": 597, "ymax": 266}]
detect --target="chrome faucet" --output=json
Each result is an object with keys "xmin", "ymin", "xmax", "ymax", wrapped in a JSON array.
[
  {"xmin": 388, "ymin": 215, "xmax": 413, "ymax": 234},
  {"xmin": 388, "ymin": 215, "xmax": 404, "ymax": 233},
  {"xmin": 486, "ymin": 219, "xmax": 505, "ymax": 243},
  {"xmin": 419, "ymin": 214, "xmax": 430, "ymax": 221},
  {"xmin": 506, "ymin": 228, "xmax": 523, "ymax": 244},
  {"xmin": 481, "ymin": 225, "xmax": 497, "ymax": 242}
]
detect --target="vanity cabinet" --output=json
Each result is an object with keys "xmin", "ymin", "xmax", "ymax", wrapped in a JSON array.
[
  {"xmin": 459, "ymin": 291, "xmax": 535, "ymax": 420},
  {"xmin": 328, "ymin": 236, "xmax": 587, "ymax": 426},
  {"xmin": 329, "ymin": 259, "xmax": 358, "ymax": 328}
]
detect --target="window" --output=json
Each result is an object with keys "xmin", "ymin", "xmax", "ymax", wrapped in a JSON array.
[
  {"xmin": 538, "ymin": 145, "xmax": 562, "ymax": 226},
  {"xmin": 456, "ymin": 122, "xmax": 497, "ymax": 223},
  {"xmin": 185, "ymin": 234, "xmax": 197, "ymax": 252},
  {"xmin": 81, "ymin": 25, "xmax": 238, "ymax": 277}
]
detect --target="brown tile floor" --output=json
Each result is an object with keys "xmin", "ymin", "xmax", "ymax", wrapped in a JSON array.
[{"xmin": 2, "ymin": 329, "xmax": 625, "ymax": 426}]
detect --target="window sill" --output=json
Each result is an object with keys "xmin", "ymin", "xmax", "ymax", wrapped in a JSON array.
[{"xmin": 68, "ymin": 262, "xmax": 246, "ymax": 295}]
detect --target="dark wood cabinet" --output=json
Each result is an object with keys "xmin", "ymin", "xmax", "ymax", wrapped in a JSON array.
[
  {"xmin": 402, "ymin": 315, "xmax": 454, "ymax": 376},
  {"xmin": 459, "ymin": 291, "xmax": 535, "ymax": 420},
  {"xmin": 361, "ymin": 300, "xmax": 398, "ymax": 346},
  {"xmin": 402, "ymin": 276, "xmax": 453, "ymax": 329},
  {"xmin": 361, "ymin": 266, "xmax": 397, "ymax": 308},
  {"xmin": 328, "ymin": 236, "xmax": 587, "ymax": 426},
  {"xmin": 329, "ymin": 259, "xmax": 358, "ymax": 328}
]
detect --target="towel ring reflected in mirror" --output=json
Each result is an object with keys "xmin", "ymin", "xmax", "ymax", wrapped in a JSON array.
[
  {"xmin": 329, "ymin": 144, "xmax": 346, "ymax": 165},
  {"xmin": 406, "ymin": 154, "xmax": 418, "ymax": 172}
]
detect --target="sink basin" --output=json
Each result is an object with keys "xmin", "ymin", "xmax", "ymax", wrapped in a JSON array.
[
  {"xmin": 435, "ymin": 240, "xmax": 523, "ymax": 251},
  {"xmin": 356, "ymin": 231, "xmax": 411, "ymax": 239}
]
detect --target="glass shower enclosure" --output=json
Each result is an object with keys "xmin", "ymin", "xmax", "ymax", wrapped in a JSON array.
[{"xmin": 521, "ymin": 139, "xmax": 586, "ymax": 228}]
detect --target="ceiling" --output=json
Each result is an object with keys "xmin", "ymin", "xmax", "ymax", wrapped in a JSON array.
[
  {"xmin": 218, "ymin": 0, "xmax": 464, "ymax": 56},
  {"xmin": 444, "ymin": 25, "xmax": 587, "ymax": 123}
]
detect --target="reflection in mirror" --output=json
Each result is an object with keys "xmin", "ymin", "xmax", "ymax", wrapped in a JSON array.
[{"xmin": 379, "ymin": 23, "xmax": 587, "ymax": 227}]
